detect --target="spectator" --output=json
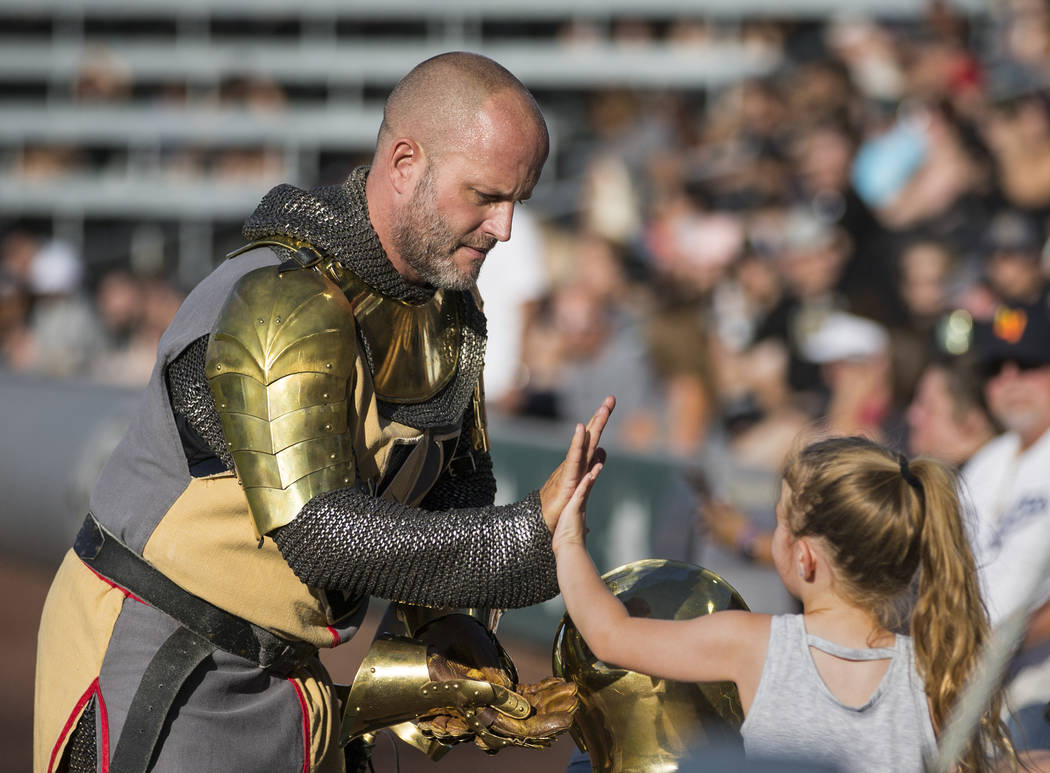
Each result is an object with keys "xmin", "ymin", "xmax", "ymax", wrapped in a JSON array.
[
  {"xmin": 891, "ymin": 239, "xmax": 959, "ymax": 403},
  {"xmin": 800, "ymin": 310, "xmax": 900, "ymax": 443},
  {"xmin": 982, "ymin": 208, "xmax": 1049, "ymax": 308},
  {"xmin": 14, "ymin": 238, "xmax": 106, "ymax": 379},
  {"xmin": 906, "ymin": 356, "xmax": 997, "ymax": 467},
  {"xmin": 983, "ymin": 71, "xmax": 1050, "ymax": 212},
  {"xmin": 965, "ymin": 302, "xmax": 1050, "ymax": 751},
  {"xmin": 549, "ymin": 281, "xmax": 660, "ymax": 452},
  {"xmin": 750, "ymin": 209, "xmax": 852, "ymax": 413}
]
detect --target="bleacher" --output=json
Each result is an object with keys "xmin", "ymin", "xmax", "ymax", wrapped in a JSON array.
[{"xmin": 0, "ymin": 0, "xmax": 987, "ymax": 284}]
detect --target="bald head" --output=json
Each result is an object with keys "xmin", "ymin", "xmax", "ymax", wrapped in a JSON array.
[
  {"xmin": 376, "ymin": 52, "xmax": 548, "ymax": 160},
  {"xmin": 366, "ymin": 53, "xmax": 549, "ymax": 290}
]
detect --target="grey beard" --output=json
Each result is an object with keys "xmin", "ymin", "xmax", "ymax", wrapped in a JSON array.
[
  {"xmin": 397, "ymin": 226, "xmax": 479, "ymax": 291},
  {"xmin": 391, "ymin": 170, "xmax": 488, "ymax": 291}
]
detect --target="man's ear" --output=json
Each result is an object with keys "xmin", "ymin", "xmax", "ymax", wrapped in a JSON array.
[{"xmin": 386, "ymin": 138, "xmax": 424, "ymax": 196}]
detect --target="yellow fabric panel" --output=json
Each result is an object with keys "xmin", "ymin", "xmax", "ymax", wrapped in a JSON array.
[
  {"xmin": 289, "ymin": 658, "xmax": 345, "ymax": 773},
  {"xmin": 34, "ymin": 551, "xmax": 127, "ymax": 773},
  {"xmin": 141, "ymin": 472, "xmax": 339, "ymax": 648}
]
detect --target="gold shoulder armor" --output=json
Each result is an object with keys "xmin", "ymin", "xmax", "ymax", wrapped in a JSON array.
[{"xmin": 206, "ymin": 265, "xmax": 358, "ymax": 537}]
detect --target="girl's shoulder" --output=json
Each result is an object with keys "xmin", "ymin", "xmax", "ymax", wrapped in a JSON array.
[{"xmin": 714, "ymin": 610, "xmax": 775, "ymax": 664}]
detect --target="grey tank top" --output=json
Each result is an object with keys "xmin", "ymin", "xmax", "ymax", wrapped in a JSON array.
[{"xmin": 741, "ymin": 614, "xmax": 937, "ymax": 773}]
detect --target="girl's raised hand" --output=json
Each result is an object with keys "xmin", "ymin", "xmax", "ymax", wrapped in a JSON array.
[{"xmin": 552, "ymin": 463, "xmax": 603, "ymax": 556}]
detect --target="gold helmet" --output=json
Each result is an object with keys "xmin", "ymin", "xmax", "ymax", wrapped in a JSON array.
[{"xmin": 553, "ymin": 559, "xmax": 749, "ymax": 773}]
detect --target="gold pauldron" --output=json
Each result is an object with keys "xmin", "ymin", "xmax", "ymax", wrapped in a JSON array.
[
  {"xmin": 340, "ymin": 635, "xmax": 531, "ymax": 756},
  {"xmin": 554, "ymin": 559, "xmax": 749, "ymax": 773},
  {"xmin": 206, "ymin": 264, "xmax": 359, "ymax": 536}
]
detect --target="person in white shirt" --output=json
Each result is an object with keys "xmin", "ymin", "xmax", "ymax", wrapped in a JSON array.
[{"xmin": 964, "ymin": 301, "xmax": 1050, "ymax": 751}]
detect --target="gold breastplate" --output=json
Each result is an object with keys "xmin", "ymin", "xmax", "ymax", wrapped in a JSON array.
[{"xmin": 325, "ymin": 261, "xmax": 460, "ymax": 405}]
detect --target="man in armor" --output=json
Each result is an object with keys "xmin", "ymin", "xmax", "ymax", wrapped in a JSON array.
[{"xmin": 35, "ymin": 52, "xmax": 613, "ymax": 773}]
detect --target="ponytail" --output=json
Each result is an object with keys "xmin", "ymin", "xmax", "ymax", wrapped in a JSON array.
[{"xmin": 909, "ymin": 458, "xmax": 1015, "ymax": 772}]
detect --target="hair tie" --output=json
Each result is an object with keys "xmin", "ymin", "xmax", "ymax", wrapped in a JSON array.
[{"xmin": 898, "ymin": 454, "xmax": 924, "ymax": 494}]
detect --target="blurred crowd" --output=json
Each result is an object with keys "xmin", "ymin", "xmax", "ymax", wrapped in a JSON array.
[
  {"xmin": 5, "ymin": 1, "xmax": 1050, "ymax": 459},
  {"xmin": 0, "ymin": 230, "xmax": 184, "ymax": 385},
  {"xmin": 2, "ymin": 3, "xmax": 1050, "ymax": 456},
  {"xmin": 478, "ymin": 1, "xmax": 1050, "ymax": 469}
]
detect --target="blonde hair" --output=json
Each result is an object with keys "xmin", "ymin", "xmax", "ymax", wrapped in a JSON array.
[{"xmin": 782, "ymin": 436, "xmax": 1015, "ymax": 772}]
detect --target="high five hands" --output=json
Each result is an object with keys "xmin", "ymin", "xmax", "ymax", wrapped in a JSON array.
[{"xmin": 539, "ymin": 395, "xmax": 615, "ymax": 533}]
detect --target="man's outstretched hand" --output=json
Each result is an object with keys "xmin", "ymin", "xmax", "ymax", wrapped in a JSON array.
[{"xmin": 539, "ymin": 395, "xmax": 615, "ymax": 533}]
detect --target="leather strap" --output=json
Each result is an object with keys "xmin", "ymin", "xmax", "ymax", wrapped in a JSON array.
[
  {"xmin": 74, "ymin": 513, "xmax": 316, "ymax": 675},
  {"xmin": 108, "ymin": 626, "xmax": 215, "ymax": 773}
]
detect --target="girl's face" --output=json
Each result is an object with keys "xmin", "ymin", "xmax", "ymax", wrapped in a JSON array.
[{"xmin": 771, "ymin": 480, "xmax": 800, "ymax": 594}]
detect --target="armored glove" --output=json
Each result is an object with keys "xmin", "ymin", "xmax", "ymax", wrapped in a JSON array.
[{"xmin": 415, "ymin": 614, "xmax": 579, "ymax": 752}]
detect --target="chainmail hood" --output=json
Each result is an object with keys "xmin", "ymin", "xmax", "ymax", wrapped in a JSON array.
[{"xmin": 243, "ymin": 166, "xmax": 434, "ymax": 305}]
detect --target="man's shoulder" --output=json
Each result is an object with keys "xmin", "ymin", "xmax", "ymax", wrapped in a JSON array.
[{"xmin": 965, "ymin": 432, "xmax": 1019, "ymax": 476}]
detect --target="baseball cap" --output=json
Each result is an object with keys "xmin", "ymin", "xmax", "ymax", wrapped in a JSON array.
[
  {"xmin": 800, "ymin": 311, "xmax": 889, "ymax": 363},
  {"xmin": 985, "ymin": 209, "xmax": 1044, "ymax": 255},
  {"xmin": 973, "ymin": 302, "xmax": 1050, "ymax": 376}
]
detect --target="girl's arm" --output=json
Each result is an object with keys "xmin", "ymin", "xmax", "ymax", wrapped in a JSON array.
[{"xmin": 552, "ymin": 467, "xmax": 769, "ymax": 690}]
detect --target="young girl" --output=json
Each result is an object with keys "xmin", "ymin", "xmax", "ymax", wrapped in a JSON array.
[{"xmin": 554, "ymin": 435, "xmax": 1015, "ymax": 772}]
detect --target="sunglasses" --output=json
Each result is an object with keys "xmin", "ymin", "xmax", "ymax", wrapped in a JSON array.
[{"xmin": 981, "ymin": 357, "xmax": 1050, "ymax": 380}]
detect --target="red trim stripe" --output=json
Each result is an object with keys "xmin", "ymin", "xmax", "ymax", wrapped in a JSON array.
[
  {"xmin": 325, "ymin": 626, "xmax": 340, "ymax": 646},
  {"xmin": 288, "ymin": 678, "xmax": 311, "ymax": 773},
  {"xmin": 80, "ymin": 560, "xmax": 147, "ymax": 605},
  {"xmin": 48, "ymin": 678, "xmax": 109, "ymax": 773},
  {"xmin": 96, "ymin": 682, "xmax": 110, "ymax": 773}
]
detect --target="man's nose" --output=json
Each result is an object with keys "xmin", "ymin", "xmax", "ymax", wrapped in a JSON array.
[
  {"xmin": 484, "ymin": 202, "xmax": 514, "ymax": 242},
  {"xmin": 998, "ymin": 362, "xmax": 1022, "ymax": 380}
]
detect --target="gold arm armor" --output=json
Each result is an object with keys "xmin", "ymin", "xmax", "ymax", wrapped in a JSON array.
[{"xmin": 206, "ymin": 263, "xmax": 359, "ymax": 537}]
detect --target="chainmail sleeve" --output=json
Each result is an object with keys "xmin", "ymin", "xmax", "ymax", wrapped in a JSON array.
[
  {"xmin": 272, "ymin": 490, "xmax": 558, "ymax": 609},
  {"xmin": 166, "ymin": 334, "xmax": 234, "ymax": 470}
]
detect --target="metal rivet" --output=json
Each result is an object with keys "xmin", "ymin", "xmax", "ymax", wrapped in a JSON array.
[
  {"xmin": 324, "ymin": 424, "xmax": 332, "ymax": 431},
  {"xmin": 326, "ymin": 362, "xmax": 333, "ymax": 369},
  {"xmin": 322, "ymin": 393, "xmax": 328, "ymax": 400},
  {"xmin": 274, "ymin": 316, "xmax": 282, "ymax": 325},
  {"xmin": 257, "ymin": 318, "xmax": 265, "ymax": 325},
  {"xmin": 330, "ymin": 453, "xmax": 336, "ymax": 460},
  {"xmin": 215, "ymin": 363, "xmax": 222, "ymax": 371},
  {"xmin": 370, "ymin": 667, "xmax": 376, "ymax": 673}
]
